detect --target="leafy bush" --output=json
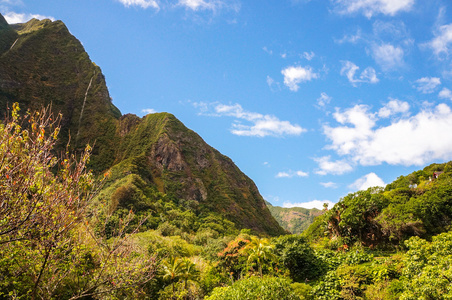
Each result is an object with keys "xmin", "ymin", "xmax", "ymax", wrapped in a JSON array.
[
  {"xmin": 275, "ymin": 234, "xmax": 323, "ymax": 281},
  {"xmin": 205, "ymin": 276, "xmax": 299, "ymax": 300}
]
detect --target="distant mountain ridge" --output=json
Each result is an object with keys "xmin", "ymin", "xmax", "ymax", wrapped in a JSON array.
[
  {"xmin": 0, "ymin": 15, "xmax": 285, "ymax": 236},
  {"xmin": 266, "ymin": 201, "xmax": 324, "ymax": 234}
]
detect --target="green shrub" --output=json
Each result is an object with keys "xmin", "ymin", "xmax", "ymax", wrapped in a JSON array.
[{"xmin": 205, "ymin": 276, "xmax": 299, "ymax": 300}]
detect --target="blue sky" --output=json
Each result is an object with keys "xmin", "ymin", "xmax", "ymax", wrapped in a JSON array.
[{"xmin": 2, "ymin": 0, "xmax": 452, "ymax": 209}]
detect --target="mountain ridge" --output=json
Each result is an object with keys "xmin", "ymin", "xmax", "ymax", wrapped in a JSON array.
[
  {"xmin": 0, "ymin": 15, "xmax": 285, "ymax": 236},
  {"xmin": 266, "ymin": 201, "xmax": 323, "ymax": 234}
]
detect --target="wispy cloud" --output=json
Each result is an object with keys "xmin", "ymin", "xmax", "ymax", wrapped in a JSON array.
[
  {"xmin": 439, "ymin": 88, "xmax": 452, "ymax": 101},
  {"xmin": 332, "ymin": 0, "xmax": 414, "ymax": 18},
  {"xmin": 302, "ymin": 51, "xmax": 315, "ymax": 61},
  {"xmin": 414, "ymin": 77, "xmax": 441, "ymax": 94},
  {"xmin": 283, "ymin": 200, "xmax": 335, "ymax": 210},
  {"xmin": 425, "ymin": 23, "xmax": 452, "ymax": 59},
  {"xmin": 336, "ymin": 29, "xmax": 362, "ymax": 44},
  {"xmin": 116, "ymin": 0, "xmax": 159, "ymax": 10},
  {"xmin": 317, "ymin": 92, "xmax": 332, "ymax": 107},
  {"xmin": 281, "ymin": 66, "xmax": 318, "ymax": 92},
  {"xmin": 194, "ymin": 102, "xmax": 306, "ymax": 137},
  {"xmin": 314, "ymin": 156, "xmax": 353, "ymax": 175},
  {"xmin": 262, "ymin": 46, "xmax": 273, "ymax": 55},
  {"xmin": 3, "ymin": 12, "xmax": 55, "ymax": 24},
  {"xmin": 349, "ymin": 172, "xmax": 385, "ymax": 191},
  {"xmin": 266, "ymin": 76, "xmax": 281, "ymax": 91},
  {"xmin": 141, "ymin": 108, "xmax": 157, "ymax": 114},
  {"xmin": 177, "ymin": 0, "xmax": 240, "ymax": 12},
  {"xmin": 323, "ymin": 102, "xmax": 452, "ymax": 166},
  {"xmin": 372, "ymin": 43, "xmax": 404, "ymax": 71},
  {"xmin": 115, "ymin": 0, "xmax": 240, "ymax": 13},
  {"xmin": 340, "ymin": 61, "xmax": 379, "ymax": 86},
  {"xmin": 276, "ymin": 170, "xmax": 309, "ymax": 178},
  {"xmin": 320, "ymin": 181, "xmax": 338, "ymax": 188}
]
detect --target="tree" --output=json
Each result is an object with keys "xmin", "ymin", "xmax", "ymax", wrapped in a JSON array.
[
  {"xmin": 275, "ymin": 234, "xmax": 322, "ymax": 282},
  {"xmin": 0, "ymin": 104, "xmax": 157, "ymax": 299},
  {"xmin": 241, "ymin": 237, "xmax": 277, "ymax": 277},
  {"xmin": 217, "ymin": 235, "xmax": 250, "ymax": 280},
  {"xmin": 400, "ymin": 232, "xmax": 452, "ymax": 299},
  {"xmin": 159, "ymin": 257, "xmax": 200, "ymax": 299}
]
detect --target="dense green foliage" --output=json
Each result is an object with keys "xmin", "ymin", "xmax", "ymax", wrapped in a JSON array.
[
  {"xmin": 0, "ymin": 105, "xmax": 156, "ymax": 299},
  {"xmin": 205, "ymin": 276, "xmax": 300, "ymax": 300},
  {"xmin": 306, "ymin": 162, "xmax": 452, "ymax": 248}
]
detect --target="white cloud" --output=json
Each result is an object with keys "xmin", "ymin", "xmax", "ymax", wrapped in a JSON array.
[
  {"xmin": 276, "ymin": 172, "xmax": 290, "ymax": 178},
  {"xmin": 3, "ymin": 12, "xmax": 55, "ymax": 24},
  {"xmin": 320, "ymin": 181, "xmax": 338, "ymax": 188},
  {"xmin": 116, "ymin": 0, "xmax": 239, "ymax": 12},
  {"xmin": 340, "ymin": 61, "xmax": 379, "ymax": 86},
  {"xmin": 178, "ymin": 0, "xmax": 213, "ymax": 10},
  {"xmin": 372, "ymin": 43, "xmax": 404, "ymax": 70},
  {"xmin": 414, "ymin": 77, "xmax": 441, "ymax": 94},
  {"xmin": 314, "ymin": 156, "xmax": 354, "ymax": 175},
  {"xmin": 283, "ymin": 200, "xmax": 335, "ymax": 210},
  {"xmin": 317, "ymin": 92, "xmax": 332, "ymax": 107},
  {"xmin": 333, "ymin": 0, "xmax": 414, "ymax": 18},
  {"xmin": 439, "ymin": 88, "xmax": 452, "ymax": 101},
  {"xmin": 360, "ymin": 67, "xmax": 379, "ymax": 83},
  {"xmin": 281, "ymin": 66, "xmax": 318, "ymax": 92},
  {"xmin": 117, "ymin": 0, "xmax": 159, "ymax": 9},
  {"xmin": 303, "ymin": 51, "xmax": 315, "ymax": 61},
  {"xmin": 176, "ymin": 0, "xmax": 240, "ymax": 14},
  {"xmin": 425, "ymin": 23, "xmax": 452, "ymax": 59},
  {"xmin": 276, "ymin": 170, "xmax": 309, "ymax": 178},
  {"xmin": 323, "ymin": 103, "xmax": 452, "ymax": 166},
  {"xmin": 195, "ymin": 102, "xmax": 306, "ymax": 137},
  {"xmin": 349, "ymin": 172, "xmax": 385, "ymax": 191},
  {"xmin": 378, "ymin": 99, "xmax": 410, "ymax": 118},
  {"xmin": 141, "ymin": 108, "xmax": 157, "ymax": 114}
]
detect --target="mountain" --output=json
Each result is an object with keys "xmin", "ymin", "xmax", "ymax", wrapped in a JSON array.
[
  {"xmin": 266, "ymin": 201, "xmax": 323, "ymax": 234},
  {"xmin": 0, "ymin": 15, "xmax": 285, "ymax": 236},
  {"xmin": 0, "ymin": 16, "xmax": 120, "ymax": 171}
]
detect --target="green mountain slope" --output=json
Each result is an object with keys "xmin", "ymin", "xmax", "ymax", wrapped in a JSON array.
[
  {"xmin": 266, "ymin": 202, "xmax": 323, "ymax": 234},
  {"xmin": 0, "ymin": 15, "xmax": 285, "ymax": 236},
  {"xmin": 0, "ymin": 17, "xmax": 121, "ymax": 171}
]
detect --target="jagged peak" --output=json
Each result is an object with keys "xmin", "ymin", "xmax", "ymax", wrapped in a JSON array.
[
  {"xmin": 13, "ymin": 18, "xmax": 56, "ymax": 35},
  {"xmin": 0, "ymin": 13, "xmax": 8, "ymax": 27}
]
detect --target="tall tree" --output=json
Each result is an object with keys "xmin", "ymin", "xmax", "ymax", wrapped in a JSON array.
[
  {"xmin": 242, "ymin": 237, "xmax": 277, "ymax": 277},
  {"xmin": 0, "ymin": 104, "xmax": 156, "ymax": 299}
]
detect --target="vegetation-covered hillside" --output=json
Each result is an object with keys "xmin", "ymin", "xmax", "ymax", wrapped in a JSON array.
[
  {"xmin": 305, "ymin": 161, "xmax": 452, "ymax": 247},
  {"xmin": 266, "ymin": 201, "xmax": 323, "ymax": 234},
  {"xmin": 0, "ymin": 15, "xmax": 284, "ymax": 237}
]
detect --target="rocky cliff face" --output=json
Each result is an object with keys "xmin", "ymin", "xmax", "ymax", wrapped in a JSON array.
[
  {"xmin": 110, "ymin": 113, "xmax": 285, "ymax": 235},
  {"xmin": 0, "ymin": 15, "xmax": 285, "ymax": 236}
]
